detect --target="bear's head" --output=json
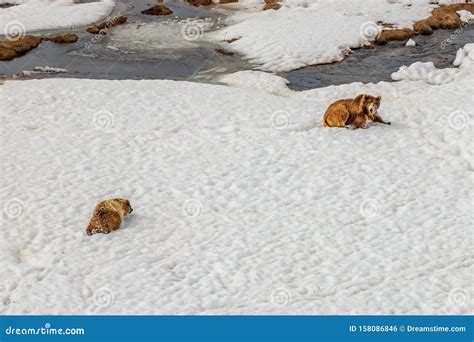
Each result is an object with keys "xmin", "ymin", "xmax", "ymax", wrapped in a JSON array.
[
  {"xmin": 114, "ymin": 198, "xmax": 133, "ymax": 215},
  {"xmin": 355, "ymin": 94, "xmax": 381, "ymax": 115}
]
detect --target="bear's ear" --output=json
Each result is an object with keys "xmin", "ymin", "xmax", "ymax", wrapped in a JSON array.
[
  {"xmin": 355, "ymin": 94, "xmax": 367, "ymax": 108},
  {"xmin": 376, "ymin": 96, "xmax": 381, "ymax": 101},
  {"xmin": 96, "ymin": 207, "xmax": 105, "ymax": 217},
  {"xmin": 354, "ymin": 94, "xmax": 366, "ymax": 102}
]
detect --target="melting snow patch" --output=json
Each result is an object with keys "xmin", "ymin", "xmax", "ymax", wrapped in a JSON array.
[
  {"xmin": 391, "ymin": 44, "xmax": 474, "ymax": 85},
  {"xmin": 209, "ymin": 0, "xmax": 435, "ymax": 72},
  {"xmin": 457, "ymin": 10, "xmax": 474, "ymax": 23},
  {"xmin": 22, "ymin": 66, "xmax": 67, "ymax": 76},
  {"xmin": 219, "ymin": 70, "xmax": 292, "ymax": 95}
]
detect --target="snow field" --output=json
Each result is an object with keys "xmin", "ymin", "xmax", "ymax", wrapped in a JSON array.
[
  {"xmin": 1, "ymin": 47, "xmax": 472, "ymax": 313},
  {"xmin": 0, "ymin": 0, "xmax": 115, "ymax": 36}
]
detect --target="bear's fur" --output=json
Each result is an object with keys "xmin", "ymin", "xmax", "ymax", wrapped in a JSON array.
[
  {"xmin": 86, "ymin": 198, "xmax": 133, "ymax": 236},
  {"xmin": 323, "ymin": 94, "xmax": 389, "ymax": 128}
]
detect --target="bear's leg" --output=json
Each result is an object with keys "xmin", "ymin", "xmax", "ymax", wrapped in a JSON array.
[
  {"xmin": 370, "ymin": 113, "xmax": 391, "ymax": 125},
  {"xmin": 353, "ymin": 114, "xmax": 369, "ymax": 129},
  {"xmin": 323, "ymin": 106, "xmax": 350, "ymax": 127},
  {"xmin": 333, "ymin": 108, "xmax": 350, "ymax": 128}
]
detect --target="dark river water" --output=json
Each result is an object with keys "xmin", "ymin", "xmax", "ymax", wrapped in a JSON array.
[
  {"xmin": 284, "ymin": 25, "xmax": 474, "ymax": 90},
  {"xmin": 0, "ymin": 0, "xmax": 472, "ymax": 89}
]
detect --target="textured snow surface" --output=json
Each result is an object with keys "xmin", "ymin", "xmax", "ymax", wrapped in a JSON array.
[
  {"xmin": 391, "ymin": 43, "xmax": 474, "ymax": 84},
  {"xmin": 208, "ymin": 0, "xmax": 468, "ymax": 72},
  {"xmin": 1, "ymin": 47, "xmax": 473, "ymax": 315},
  {"xmin": 0, "ymin": 0, "xmax": 115, "ymax": 35}
]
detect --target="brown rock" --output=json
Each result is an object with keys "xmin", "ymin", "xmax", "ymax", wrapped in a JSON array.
[
  {"xmin": 376, "ymin": 28, "xmax": 414, "ymax": 45},
  {"xmin": 218, "ymin": 0, "xmax": 238, "ymax": 3},
  {"xmin": 413, "ymin": 3, "xmax": 474, "ymax": 35},
  {"xmin": 44, "ymin": 33, "xmax": 78, "ymax": 43},
  {"xmin": 413, "ymin": 21, "xmax": 433, "ymax": 35},
  {"xmin": 263, "ymin": 0, "xmax": 280, "ymax": 10},
  {"xmin": 186, "ymin": 0, "xmax": 212, "ymax": 6},
  {"xmin": 87, "ymin": 15, "xmax": 127, "ymax": 35},
  {"xmin": 215, "ymin": 48, "xmax": 234, "ymax": 56},
  {"xmin": 141, "ymin": 4, "xmax": 173, "ymax": 15},
  {"xmin": 374, "ymin": 4, "xmax": 473, "ymax": 44},
  {"xmin": 0, "ymin": 35, "xmax": 42, "ymax": 61},
  {"xmin": 0, "ymin": 47, "xmax": 17, "ymax": 61},
  {"xmin": 225, "ymin": 38, "xmax": 239, "ymax": 43}
]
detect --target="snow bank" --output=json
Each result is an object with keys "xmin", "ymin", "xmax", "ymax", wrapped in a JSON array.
[
  {"xmin": 457, "ymin": 9, "xmax": 474, "ymax": 23},
  {"xmin": 218, "ymin": 70, "xmax": 291, "ymax": 95},
  {"xmin": 390, "ymin": 61, "xmax": 461, "ymax": 85},
  {"xmin": 0, "ymin": 0, "xmax": 115, "ymax": 35},
  {"xmin": 391, "ymin": 43, "xmax": 474, "ymax": 85},
  {"xmin": 2, "ymin": 44, "xmax": 472, "ymax": 314},
  {"xmin": 208, "ymin": 0, "xmax": 445, "ymax": 72},
  {"xmin": 405, "ymin": 38, "xmax": 416, "ymax": 47}
]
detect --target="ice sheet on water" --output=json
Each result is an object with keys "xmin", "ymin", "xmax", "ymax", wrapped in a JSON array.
[{"xmin": 108, "ymin": 18, "xmax": 218, "ymax": 55}]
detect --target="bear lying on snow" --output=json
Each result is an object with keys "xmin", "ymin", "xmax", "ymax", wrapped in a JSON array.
[
  {"xmin": 86, "ymin": 198, "xmax": 133, "ymax": 236},
  {"xmin": 323, "ymin": 94, "xmax": 390, "ymax": 129}
]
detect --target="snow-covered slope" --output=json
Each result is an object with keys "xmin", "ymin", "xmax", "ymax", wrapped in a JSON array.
[
  {"xmin": 1, "ymin": 45, "xmax": 473, "ymax": 315},
  {"xmin": 0, "ymin": 0, "xmax": 115, "ymax": 35}
]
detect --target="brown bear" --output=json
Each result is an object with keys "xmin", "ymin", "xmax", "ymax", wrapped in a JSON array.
[
  {"xmin": 322, "ymin": 94, "xmax": 390, "ymax": 128},
  {"xmin": 86, "ymin": 198, "xmax": 133, "ymax": 236}
]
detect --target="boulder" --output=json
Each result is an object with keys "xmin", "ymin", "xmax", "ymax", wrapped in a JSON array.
[
  {"xmin": 141, "ymin": 4, "xmax": 173, "ymax": 15},
  {"xmin": 0, "ymin": 35, "xmax": 43, "ymax": 61},
  {"xmin": 87, "ymin": 16, "xmax": 127, "ymax": 35},
  {"xmin": 186, "ymin": 0, "xmax": 212, "ymax": 7},
  {"xmin": 263, "ymin": 0, "xmax": 280, "ymax": 10},
  {"xmin": 215, "ymin": 48, "xmax": 235, "ymax": 56},
  {"xmin": 376, "ymin": 28, "xmax": 414, "ymax": 45},
  {"xmin": 44, "ymin": 33, "xmax": 78, "ymax": 43}
]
